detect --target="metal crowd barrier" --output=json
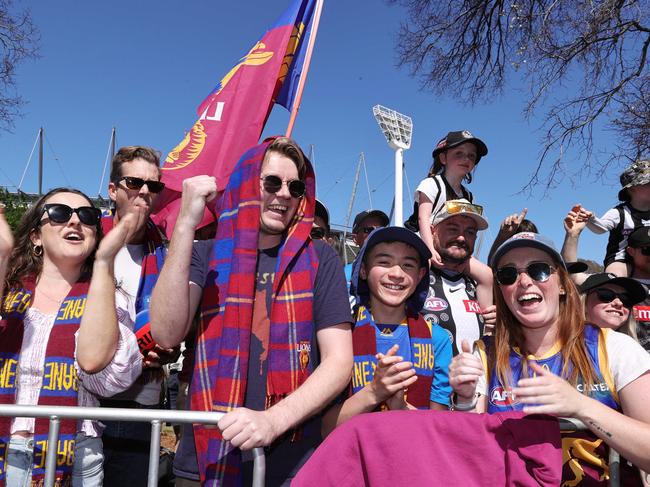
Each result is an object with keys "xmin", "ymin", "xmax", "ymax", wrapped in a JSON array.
[
  {"xmin": 0, "ymin": 405, "xmax": 623, "ymax": 487},
  {"xmin": 559, "ymin": 417, "xmax": 620, "ymax": 487},
  {"xmin": 0, "ymin": 404, "xmax": 266, "ymax": 487}
]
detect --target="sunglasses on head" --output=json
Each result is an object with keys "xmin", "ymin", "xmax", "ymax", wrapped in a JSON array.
[
  {"xmin": 495, "ymin": 262, "xmax": 555, "ymax": 286},
  {"xmin": 592, "ymin": 288, "xmax": 634, "ymax": 308},
  {"xmin": 40, "ymin": 203, "xmax": 101, "ymax": 226},
  {"xmin": 310, "ymin": 227, "xmax": 326, "ymax": 240},
  {"xmin": 116, "ymin": 176, "xmax": 165, "ymax": 194},
  {"xmin": 445, "ymin": 200, "xmax": 484, "ymax": 216},
  {"xmin": 260, "ymin": 175, "xmax": 306, "ymax": 198}
]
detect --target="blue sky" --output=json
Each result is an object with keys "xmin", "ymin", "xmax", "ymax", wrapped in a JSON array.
[{"xmin": 0, "ymin": 0, "xmax": 627, "ymax": 263}]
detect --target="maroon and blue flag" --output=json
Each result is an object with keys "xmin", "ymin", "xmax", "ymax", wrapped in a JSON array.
[{"xmin": 153, "ymin": 0, "xmax": 319, "ymax": 234}]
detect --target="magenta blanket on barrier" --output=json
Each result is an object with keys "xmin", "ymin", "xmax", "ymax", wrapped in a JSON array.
[{"xmin": 292, "ymin": 410, "xmax": 562, "ymax": 487}]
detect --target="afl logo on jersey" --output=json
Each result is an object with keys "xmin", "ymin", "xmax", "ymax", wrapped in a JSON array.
[
  {"xmin": 424, "ymin": 296, "xmax": 448, "ymax": 312},
  {"xmin": 489, "ymin": 386, "xmax": 517, "ymax": 407}
]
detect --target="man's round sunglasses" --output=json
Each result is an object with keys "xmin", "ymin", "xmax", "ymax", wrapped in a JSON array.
[
  {"xmin": 260, "ymin": 175, "xmax": 306, "ymax": 198},
  {"xmin": 40, "ymin": 204, "xmax": 101, "ymax": 226},
  {"xmin": 591, "ymin": 288, "xmax": 634, "ymax": 308},
  {"xmin": 359, "ymin": 226, "xmax": 381, "ymax": 235},
  {"xmin": 116, "ymin": 176, "xmax": 165, "ymax": 194},
  {"xmin": 495, "ymin": 262, "xmax": 555, "ymax": 286},
  {"xmin": 310, "ymin": 227, "xmax": 326, "ymax": 240}
]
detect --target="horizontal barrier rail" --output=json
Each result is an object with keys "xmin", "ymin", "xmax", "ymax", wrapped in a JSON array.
[
  {"xmin": 0, "ymin": 404, "xmax": 266, "ymax": 487},
  {"xmin": 0, "ymin": 405, "xmax": 622, "ymax": 487}
]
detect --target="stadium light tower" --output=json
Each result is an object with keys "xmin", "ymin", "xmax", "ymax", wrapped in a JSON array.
[{"xmin": 372, "ymin": 105, "xmax": 413, "ymax": 227}]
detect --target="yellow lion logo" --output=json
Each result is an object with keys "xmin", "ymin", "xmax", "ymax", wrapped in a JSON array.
[
  {"xmin": 215, "ymin": 41, "xmax": 274, "ymax": 97},
  {"xmin": 162, "ymin": 41, "xmax": 276, "ymax": 172},
  {"xmin": 561, "ymin": 436, "xmax": 607, "ymax": 487},
  {"xmin": 163, "ymin": 121, "xmax": 207, "ymax": 171}
]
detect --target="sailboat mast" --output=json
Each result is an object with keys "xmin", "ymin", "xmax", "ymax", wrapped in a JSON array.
[
  {"xmin": 342, "ymin": 153, "xmax": 363, "ymax": 264},
  {"xmin": 345, "ymin": 152, "xmax": 363, "ymax": 229},
  {"xmin": 98, "ymin": 127, "xmax": 117, "ymax": 197},
  {"xmin": 110, "ymin": 126, "xmax": 116, "ymax": 161},
  {"xmin": 38, "ymin": 127, "xmax": 43, "ymax": 195}
]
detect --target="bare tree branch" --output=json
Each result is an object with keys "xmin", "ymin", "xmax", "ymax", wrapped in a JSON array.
[
  {"xmin": 0, "ymin": 0, "xmax": 39, "ymax": 133},
  {"xmin": 391, "ymin": 0, "xmax": 650, "ymax": 192}
]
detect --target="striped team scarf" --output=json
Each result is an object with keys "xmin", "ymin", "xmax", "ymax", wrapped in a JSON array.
[
  {"xmin": 101, "ymin": 216, "xmax": 166, "ymax": 353},
  {"xmin": 0, "ymin": 275, "xmax": 90, "ymax": 486},
  {"xmin": 191, "ymin": 137, "xmax": 318, "ymax": 486},
  {"xmin": 352, "ymin": 305, "xmax": 434, "ymax": 409}
]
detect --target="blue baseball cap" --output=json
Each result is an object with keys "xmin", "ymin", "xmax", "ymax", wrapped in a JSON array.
[
  {"xmin": 350, "ymin": 226, "xmax": 432, "ymax": 313},
  {"xmin": 490, "ymin": 232, "xmax": 566, "ymax": 270}
]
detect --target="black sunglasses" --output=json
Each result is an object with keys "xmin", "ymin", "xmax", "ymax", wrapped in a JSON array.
[
  {"xmin": 640, "ymin": 247, "xmax": 650, "ymax": 256},
  {"xmin": 41, "ymin": 204, "xmax": 101, "ymax": 226},
  {"xmin": 310, "ymin": 227, "xmax": 326, "ymax": 240},
  {"xmin": 495, "ymin": 262, "xmax": 555, "ymax": 286},
  {"xmin": 592, "ymin": 288, "xmax": 634, "ymax": 308},
  {"xmin": 359, "ymin": 226, "xmax": 380, "ymax": 235},
  {"xmin": 117, "ymin": 176, "xmax": 165, "ymax": 194},
  {"xmin": 260, "ymin": 175, "xmax": 306, "ymax": 198}
]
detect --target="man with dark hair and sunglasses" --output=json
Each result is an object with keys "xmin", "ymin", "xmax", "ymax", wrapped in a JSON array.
[
  {"xmin": 100, "ymin": 145, "xmax": 178, "ymax": 487},
  {"xmin": 312, "ymin": 199, "xmax": 330, "ymax": 240},
  {"xmin": 343, "ymin": 209, "xmax": 391, "ymax": 310},
  {"xmin": 352, "ymin": 209, "xmax": 390, "ymax": 248},
  {"xmin": 150, "ymin": 137, "xmax": 353, "ymax": 486},
  {"xmin": 421, "ymin": 199, "xmax": 492, "ymax": 356},
  {"xmin": 313, "ymin": 199, "xmax": 343, "ymax": 254}
]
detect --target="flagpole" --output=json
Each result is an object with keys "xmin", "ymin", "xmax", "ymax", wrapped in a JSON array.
[{"xmin": 285, "ymin": 0, "xmax": 324, "ymax": 138}]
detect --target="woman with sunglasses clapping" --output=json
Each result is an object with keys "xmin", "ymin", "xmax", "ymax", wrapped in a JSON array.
[
  {"xmin": 0, "ymin": 188, "xmax": 145, "ymax": 486},
  {"xmin": 448, "ymin": 232, "xmax": 650, "ymax": 485}
]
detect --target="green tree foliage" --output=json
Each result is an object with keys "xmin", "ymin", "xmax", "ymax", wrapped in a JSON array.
[
  {"xmin": 0, "ymin": 187, "xmax": 29, "ymax": 230},
  {"xmin": 391, "ymin": 0, "xmax": 649, "ymax": 191}
]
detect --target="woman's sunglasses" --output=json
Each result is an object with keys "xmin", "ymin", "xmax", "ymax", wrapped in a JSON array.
[
  {"xmin": 260, "ymin": 175, "xmax": 306, "ymax": 198},
  {"xmin": 495, "ymin": 262, "xmax": 555, "ymax": 286},
  {"xmin": 40, "ymin": 204, "xmax": 101, "ymax": 226},
  {"xmin": 592, "ymin": 288, "xmax": 634, "ymax": 308},
  {"xmin": 117, "ymin": 176, "xmax": 165, "ymax": 194}
]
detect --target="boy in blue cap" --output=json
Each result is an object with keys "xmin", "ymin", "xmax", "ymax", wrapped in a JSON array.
[{"xmin": 323, "ymin": 226, "xmax": 452, "ymax": 433}]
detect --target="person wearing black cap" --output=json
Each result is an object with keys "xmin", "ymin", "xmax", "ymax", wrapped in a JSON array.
[
  {"xmin": 626, "ymin": 226, "xmax": 650, "ymax": 353},
  {"xmin": 579, "ymin": 273, "xmax": 647, "ymax": 337},
  {"xmin": 351, "ymin": 209, "xmax": 390, "ymax": 248},
  {"xmin": 343, "ymin": 209, "xmax": 391, "ymax": 310},
  {"xmin": 584, "ymin": 159, "xmax": 650, "ymax": 276},
  {"xmin": 405, "ymin": 130, "xmax": 487, "ymax": 267},
  {"xmin": 322, "ymin": 226, "xmax": 452, "ymax": 435},
  {"xmin": 312, "ymin": 199, "xmax": 331, "ymax": 241}
]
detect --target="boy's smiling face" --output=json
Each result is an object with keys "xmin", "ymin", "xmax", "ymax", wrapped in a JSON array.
[{"xmin": 360, "ymin": 241, "xmax": 427, "ymax": 313}]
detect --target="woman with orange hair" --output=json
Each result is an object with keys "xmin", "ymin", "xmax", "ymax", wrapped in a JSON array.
[{"xmin": 449, "ymin": 232, "xmax": 650, "ymax": 485}]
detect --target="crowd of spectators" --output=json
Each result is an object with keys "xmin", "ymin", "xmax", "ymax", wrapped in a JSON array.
[{"xmin": 1, "ymin": 131, "xmax": 649, "ymax": 486}]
